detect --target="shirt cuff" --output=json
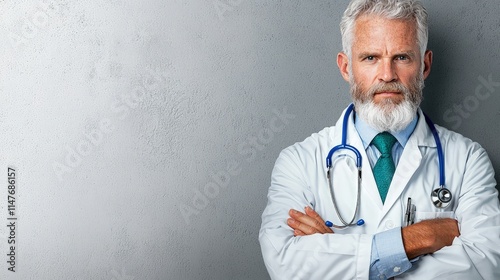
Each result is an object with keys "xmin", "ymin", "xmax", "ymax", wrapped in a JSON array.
[{"xmin": 369, "ymin": 227, "xmax": 412, "ymax": 280}]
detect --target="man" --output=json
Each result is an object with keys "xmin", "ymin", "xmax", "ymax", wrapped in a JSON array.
[{"xmin": 259, "ymin": 0, "xmax": 500, "ymax": 279}]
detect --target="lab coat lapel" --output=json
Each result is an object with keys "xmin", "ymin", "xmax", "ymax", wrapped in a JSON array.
[{"xmin": 381, "ymin": 109, "xmax": 437, "ymax": 215}]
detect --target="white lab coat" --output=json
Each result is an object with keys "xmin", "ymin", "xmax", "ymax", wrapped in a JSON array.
[{"xmin": 259, "ymin": 106, "xmax": 500, "ymax": 280}]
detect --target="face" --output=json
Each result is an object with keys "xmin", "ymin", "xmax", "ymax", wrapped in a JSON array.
[{"xmin": 337, "ymin": 15, "xmax": 433, "ymax": 131}]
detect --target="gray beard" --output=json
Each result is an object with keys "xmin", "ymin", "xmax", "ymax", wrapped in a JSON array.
[
  {"xmin": 349, "ymin": 74, "xmax": 424, "ymax": 132},
  {"xmin": 354, "ymin": 99, "xmax": 419, "ymax": 132}
]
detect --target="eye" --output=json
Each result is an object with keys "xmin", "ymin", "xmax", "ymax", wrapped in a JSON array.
[
  {"xmin": 362, "ymin": 55, "xmax": 376, "ymax": 62},
  {"xmin": 396, "ymin": 55, "xmax": 409, "ymax": 61}
]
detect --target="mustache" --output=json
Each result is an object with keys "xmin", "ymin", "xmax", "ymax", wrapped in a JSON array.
[
  {"xmin": 367, "ymin": 82, "xmax": 408, "ymax": 96},
  {"xmin": 350, "ymin": 73, "xmax": 425, "ymax": 105}
]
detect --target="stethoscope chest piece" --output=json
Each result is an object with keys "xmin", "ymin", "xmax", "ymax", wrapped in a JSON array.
[
  {"xmin": 324, "ymin": 104, "xmax": 452, "ymax": 229},
  {"xmin": 431, "ymin": 187, "xmax": 452, "ymax": 208}
]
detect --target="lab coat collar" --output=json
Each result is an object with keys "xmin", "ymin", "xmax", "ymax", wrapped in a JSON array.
[
  {"xmin": 329, "ymin": 105, "xmax": 438, "ymax": 213},
  {"xmin": 408, "ymin": 108, "xmax": 437, "ymax": 148},
  {"xmin": 354, "ymin": 112, "xmax": 418, "ymax": 149},
  {"xmin": 330, "ymin": 105, "xmax": 361, "ymax": 149}
]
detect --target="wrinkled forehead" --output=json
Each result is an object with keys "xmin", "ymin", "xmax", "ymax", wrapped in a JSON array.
[{"xmin": 351, "ymin": 14, "xmax": 420, "ymax": 53}]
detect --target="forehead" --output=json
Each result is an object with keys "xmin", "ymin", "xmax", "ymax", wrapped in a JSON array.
[{"xmin": 352, "ymin": 14, "xmax": 419, "ymax": 53}]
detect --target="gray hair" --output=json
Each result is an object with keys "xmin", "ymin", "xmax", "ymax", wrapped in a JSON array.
[{"xmin": 340, "ymin": 0, "xmax": 428, "ymax": 59}]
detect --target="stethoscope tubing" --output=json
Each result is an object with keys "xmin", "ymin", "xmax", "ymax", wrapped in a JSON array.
[{"xmin": 325, "ymin": 104, "xmax": 451, "ymax": 229}]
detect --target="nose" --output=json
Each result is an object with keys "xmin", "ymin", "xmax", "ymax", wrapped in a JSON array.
[{"xmin": 378, "ymin": 59, "xmax": 397, "ymax": 83}]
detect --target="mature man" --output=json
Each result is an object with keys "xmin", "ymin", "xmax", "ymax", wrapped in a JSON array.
[{"xmin": 259, "ymin": 0, "xmax": 500, "ymax": 279}]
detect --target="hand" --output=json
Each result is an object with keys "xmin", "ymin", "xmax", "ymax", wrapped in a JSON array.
[
  {"xmin": 287, "ymin": 206, "xmax": 334, "ymax": 236},
  {"xmin": 402, "ymin": 218, "xmax": 460, "ymax": 259}
]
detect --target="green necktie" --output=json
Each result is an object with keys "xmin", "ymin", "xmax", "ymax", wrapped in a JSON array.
[{"xmin": 372, "ymin": 132, "xmax": 397, "ymax": 204}]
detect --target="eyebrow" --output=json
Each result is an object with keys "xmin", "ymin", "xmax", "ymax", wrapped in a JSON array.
[
  {"xmin": 357, "ymin": 52, "xmax": 375, "ymax": 59},
  {"xmin": 396, "ymin": 51, "xmax": 418, "ymax": 58},
  {"xmin": 357, "ymin": 51, "xmax": 418, "ymax": 59}
]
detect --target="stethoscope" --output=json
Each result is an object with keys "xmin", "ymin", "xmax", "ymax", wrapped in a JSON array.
[{"xmin": 324, "ymin": 104, "xmax": 452, "ymax": 229}]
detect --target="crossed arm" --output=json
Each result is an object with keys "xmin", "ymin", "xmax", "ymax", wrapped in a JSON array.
[
  {"xmin": 288, "ymin": 206, "xmax": 459, "ymax": 260},
  {"xmin": 261, "ymin": 143, "xmax": 500, "ymax": 279}
]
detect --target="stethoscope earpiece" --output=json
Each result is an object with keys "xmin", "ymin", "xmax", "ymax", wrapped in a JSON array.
[
  {"xmin": 325, "ymin": 219, "xmax": 364, "ymax": 229},
  {"xmin": 325, "ymin": 104, "xmax": 453, "ymax": 229}
]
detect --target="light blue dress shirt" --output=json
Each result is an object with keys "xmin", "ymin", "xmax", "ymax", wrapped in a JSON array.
[{"xmin": 354, "ymin": 113, "xmax": 419, "ymax": 280}]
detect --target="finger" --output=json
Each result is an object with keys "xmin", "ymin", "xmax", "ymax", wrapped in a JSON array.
[
  {"xmin": 287, "ymin": 218, "xmax": 321, "ymax": 235},
  {"xmin": 289, "ymin": 209, "xmax": 327, "ymax": 234},
  {"xmin": 289, "ymin": 209, "xmax": 306, "ymax": 222},
  {"xmin": 294, "ymin": 229, "xmax": 306, "ymax": 236},
  {"xmin": 287, "ymin": 218, "xmax": 303, "ymax": 231},
  {"xmin": 292, "ymin": 207, "xmax": 331, "ymax": 234},
  {"xmin": 289, "ymin": 208, "xmax": 305, "ymax": 217},
  {"xmin": 305, "ymin": 206, "xmax": 334, "ymax": 233}
]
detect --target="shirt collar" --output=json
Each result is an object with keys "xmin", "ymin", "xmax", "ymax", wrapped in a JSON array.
[{"xmin": 354, "ymin": 111, "xmax": 419, "ymax": 149}]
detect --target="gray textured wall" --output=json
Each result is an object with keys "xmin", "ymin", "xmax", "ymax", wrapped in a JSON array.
[{"xmin": 0, "ymin": 0, "xmax": 498, "ymax": 279}]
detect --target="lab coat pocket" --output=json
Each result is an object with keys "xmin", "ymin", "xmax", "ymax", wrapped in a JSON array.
[{"xmin": 414, "ymin": 211, "xmax": 454, "ymax": 223}]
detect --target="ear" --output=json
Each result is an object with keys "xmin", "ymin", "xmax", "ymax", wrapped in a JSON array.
[
  {"xmin": 337, "ymin": 52, "xmax": 350, "ymax": 82},
  {"xmin": 422, "ymin": 50, "xmax": 433, "ymax": 79}
]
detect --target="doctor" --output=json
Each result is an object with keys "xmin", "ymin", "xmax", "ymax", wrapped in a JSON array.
[{"xmin": 259, "ymin": 0, "xmax": 500, "ymax": 279}]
